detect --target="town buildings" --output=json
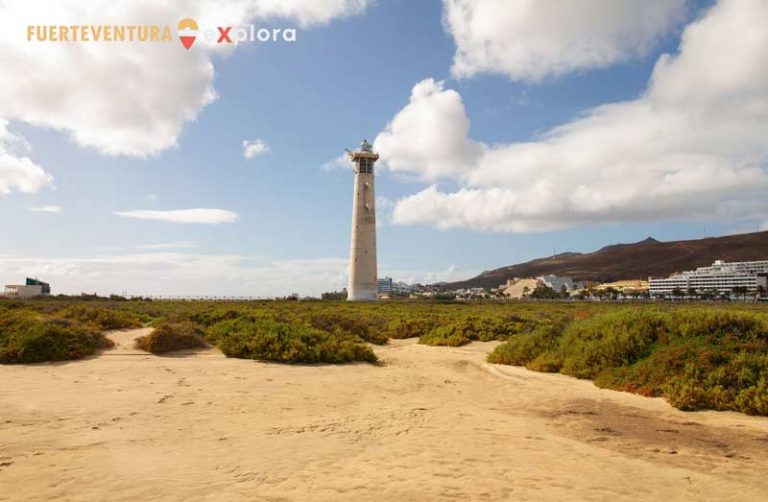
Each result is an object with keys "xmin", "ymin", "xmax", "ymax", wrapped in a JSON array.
[{"xmin": 649, "ymin": 260, "xmax": 768, "ymax": 296}]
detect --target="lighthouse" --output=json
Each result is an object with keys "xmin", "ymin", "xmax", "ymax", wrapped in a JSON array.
[{"xmin": 347, "ymin": 140, "xmax": 379, "ymax": 301}]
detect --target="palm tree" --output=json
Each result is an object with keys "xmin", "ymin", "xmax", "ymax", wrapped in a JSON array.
[{"xmin": 731, "ymin": 286, "xmax": 748, "ymax": 301}]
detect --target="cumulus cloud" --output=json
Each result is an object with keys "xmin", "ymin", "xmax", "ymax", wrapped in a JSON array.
[
  {"xmin": 443, "ymin": 0, "xmax": 688, "ymax": 81},
  {"xmin": 28, "ymin": 205, "xmax": 61, "ymax": 213},
  {"xmin": 0, "ymin": 119, "xmax": 53, "ymax": 195},
  {"xmin": 374, "ymin": 79, "xmax": 484, "ymax": 181},
  {"xmin": 249, "ymin": 0, "xmax": 369, "ymax": 26},
  {"xmin": 384, "ymin": 0, "xmax": 768, "ymax": 233},
  {"xmin": 0, "ymin": 0, "xmax": 369, "ymax": 157},
  {"xmin": 388, "ymin": 265, "xmax": 478, "ymax": 286},
  {"xmin": 242, "ymin": 138, "xmax": 271, "ymax": 159},
  {"xmin": 321, "ymin": 153, "xmax": 354, "ymax": 171},
  {"xmin": 114, "ymin": 208, "xmax": 239, "ymax": 224}
]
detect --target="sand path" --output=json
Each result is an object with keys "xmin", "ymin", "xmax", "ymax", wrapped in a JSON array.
[{"xmin": 1, "ymin": 329, "xmax": 767, "ymax": 501}]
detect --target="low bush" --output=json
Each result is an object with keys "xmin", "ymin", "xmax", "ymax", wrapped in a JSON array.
[
  {"xmin": 420, "ymin": 324, "xmax": 472, "ymax": 346},
  {"xmin": 207, "ymin": 318, "xmax": 377, "ymax": 364},
  {"xmin": 57, "ymin": 305, "xmax": 143, "ymax": 331},
  {"xmin": 558, "ymin": 311, "xmax": 666, "ymax": 379},
  {"xmin": 487, "ymin": 317, "xmax": 569, "ymax": 366},
  {"xmin": 0, "ymin": 310, "xmax": 113, "ymax": 364},
  {"xmin": 306, "ymin": 312, "xmax": 388, "ymax": 345},
  {"xmin": 420, "ymin": 316, "xmax": 525, "ymax": 347},
  {"xmin": 385, "ymin": 317, "xmax": 439, "ymax": 339},
  {"xmin": 134, "ymin": 321, "xmax": 207, "ymax": 354},
  {"xmin": 487, "ymin": 309, "xmax": 768, "ymax": 415}
]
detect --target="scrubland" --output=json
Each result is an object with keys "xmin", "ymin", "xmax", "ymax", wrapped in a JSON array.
[{"xmin": 2, "ymin": 297, "xmax": 767, "ymax": 414}]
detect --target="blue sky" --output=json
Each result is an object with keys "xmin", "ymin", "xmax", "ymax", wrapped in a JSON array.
[{"xmin": 1, "ymin": 0, "xmax": 766, "ymax": 296}]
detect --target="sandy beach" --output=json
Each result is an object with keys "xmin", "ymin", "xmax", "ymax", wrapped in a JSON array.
[{"xmin": 1, "ymin": 328, "xmax": 767, "ymax": 501}]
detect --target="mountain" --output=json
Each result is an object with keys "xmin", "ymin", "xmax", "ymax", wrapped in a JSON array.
[{"xmin": 445, "ymin": 231, "xmax": 768, "ymax": 290}]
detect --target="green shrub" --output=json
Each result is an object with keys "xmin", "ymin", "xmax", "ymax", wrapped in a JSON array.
[
  {"xmin": 134, "ymin": 321, "xmax": 207, "ymax": 354},
  {"xmin": 527, "ymin": 351, "xmax": 564, "ymax": 373},
  {"xmin": 420, "ymin": 315, "xmax": 525, "ymax": 347},
  {"xmin": 420, "ymin": 324, "xmax": 472, "ymax": 346},
  {"xmin": 0, "ymin": 312, "xmax": 113, "ymax": 364},
  {"xmin": 207, "ymin": 318, "xmax": 377, "ymax": 364},
  {"xmin": 558, "ymin": 311, "xmax": 665, "ymax": 379},
  {"xmin": 385, "ymin": 317, "xmax": 438, "ymax": 339},
  {"xmin": 488, "ymin": 308, "xmax": 768, "ymax": 415},
  {"xmin": 306, "ymin": 312, "xmax": 388, "ymax": 345},
  {"xmin": 487, "ymin": 317, "xmax": 569, "ymax": 366},
  {"xmin": 57, "ymin": 305, "xmax": 142, "ymax": 330}
]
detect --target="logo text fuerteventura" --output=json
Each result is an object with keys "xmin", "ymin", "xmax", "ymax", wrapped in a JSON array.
[{"xmin": 26, "ymin": 17, "xmax": 297, "ymax": 50}]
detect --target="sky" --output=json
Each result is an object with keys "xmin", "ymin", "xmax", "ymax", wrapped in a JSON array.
[{"xmin": 1, "ymin": 0, "xmax": 767, "ymax": 297}]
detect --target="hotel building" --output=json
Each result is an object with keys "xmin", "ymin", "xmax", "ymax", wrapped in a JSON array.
[{"xmin": 649, "ymin": 260, "xmax": 768, "ymax": 296}]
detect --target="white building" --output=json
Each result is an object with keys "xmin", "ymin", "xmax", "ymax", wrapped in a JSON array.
[
  {"xmin": 377, "ymin": 277, "xmax": 393, "ymax": 294},
  {"xmin": 3, "ymin": 278, "xmax": 51, "ymax": 299},
  {"xmin": 4, "ymin": 285, "xmax": 44, "ymax": 298},
  {"xmin": 502, "ymin": 278, "xmax": 542, "ymax": 299},
  {"xmin": 537, "ymin": 275, "xmax": 574, "ymax": 293},
  {"xmin": 377, "ymin": 277, "xmax": 419, "ymax": 296},
  {"xmin": 649, "ymin": 260, "xmax": 768, "ymax": 296}
]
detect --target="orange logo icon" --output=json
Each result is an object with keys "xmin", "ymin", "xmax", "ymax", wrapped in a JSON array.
[{"xmin": 177, "ymin": 18, "xmax": 198, "ymax": 50}]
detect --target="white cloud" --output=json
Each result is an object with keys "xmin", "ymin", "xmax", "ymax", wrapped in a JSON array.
[
  {"xmin": 28, "ymin": 205, "xmax": 61, "ymax": 213},
  {"xmin": 321, "ymin": 153, "xmax": 353, "ymax": 171},
  {"xmin": 444, "ymin": 0, "xmax": 688, "ymax": 82},
  {"xmin": 136, "ymin": 241, "xmax": 198, "ymax": 250},
  {"xmin": 249, "ymin": 0, "xmax": 369, "ymax": 26},
  {"xmin": 375, "ymin": 196, "xmax": 393, "ymax": 209},
  {"xmin": 0, "ymin": 0, "xmax": 369, "ymax": 158},
  {"xmin": 386, "ymin": 265, "xmax": 478, "ymax": 286},
  {"xmin": 114, "ymin": 209, "xmax": 239, "ymax": 224},
  {"xmin": 374, "ymin": 79, "xmax": 484, "ymax": 181},
  {"xmin": 242, "ymin": 138, "xmax": 271, "ymax": 159},
  {"xmin": 0, "ymin": 119, "xmax": 53, "ymax": 195},
  {"xmin": 382, "ymin": 0, "xmax": 768, "ymax": 233}
]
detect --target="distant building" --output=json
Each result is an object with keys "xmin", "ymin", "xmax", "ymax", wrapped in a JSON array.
[
  {"xmin": 501, "ymin": 278, "xmax": 542, "ymax": 299},
  {"xmin": 377, "ymin": 277, "xmax": 393, "ymax": 294},
  {"xmin": 3, "ymin": 278, "xmax": 51, "ymax": 299},
  {"xmin": 649, "ymin": 260, "xmax": 768, "ymax": 296},
  {"xmin": 537, "ymin": 275, "xmax": 574, "ymax": 293},
  {"xmin": 595, "ymin": 280, "xmax": 649, "ymax": 295},
  {"xmin": 378, "ymin": 277, "xmax": 419, "ymax": 296},
  {"xmin": 455, "ymin": 287, "xmax": 489, "ymax": 300}
]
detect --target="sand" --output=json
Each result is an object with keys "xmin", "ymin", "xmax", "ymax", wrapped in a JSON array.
[{"xmin": 1, "ymin": 328, "xmax": 767, "ymax": 501}]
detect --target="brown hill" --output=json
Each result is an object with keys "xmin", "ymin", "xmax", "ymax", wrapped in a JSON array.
[{"xmin": 446, "ymin": 231, "xmax": 768, "ymax": 290}]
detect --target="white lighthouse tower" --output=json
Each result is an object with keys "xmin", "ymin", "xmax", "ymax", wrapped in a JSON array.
[{"xmin": 347, "ymin": 140, "xmax": 379, "ymax": 301}]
